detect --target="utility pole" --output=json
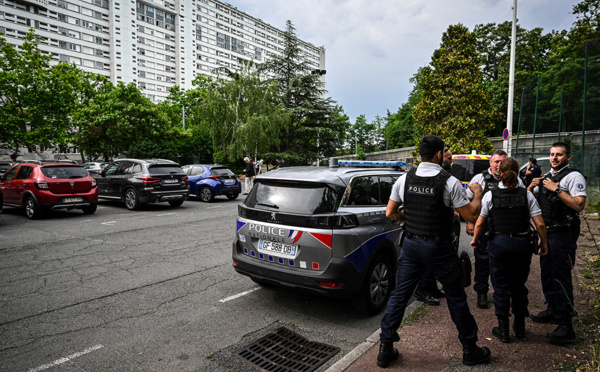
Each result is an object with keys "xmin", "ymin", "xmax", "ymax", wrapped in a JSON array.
[{"xmin": 505, "ymin": 0, "xmax": 517, "ymax": 156}]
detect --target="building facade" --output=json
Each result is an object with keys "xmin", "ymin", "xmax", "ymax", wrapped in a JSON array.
[{"xmin": 0, "ymin": 0, "xmax": 326, "ymax": 102}]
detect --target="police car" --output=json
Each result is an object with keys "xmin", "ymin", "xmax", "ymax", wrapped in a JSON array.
[{"xmin": 232, "ymin": 159, "xmax": 405, "ymax": 314}]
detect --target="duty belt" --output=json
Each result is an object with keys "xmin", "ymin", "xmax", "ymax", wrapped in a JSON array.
[
  {"xmin": 405, "ymin": 232, "xmax": 451, "ymax": 241},
  {"xmin": 494, "ymin": 232, "xmax": 529, "ymax": 238}
]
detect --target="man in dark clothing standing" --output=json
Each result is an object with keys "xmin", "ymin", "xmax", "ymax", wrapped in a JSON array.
[
  {"xmin": 377, "ymin": 135, "xmax": 491, "ymax": 368},
  {"xmin": 523, "ymin": 157, "xmax": 541, "ymax": 187},
  {"xmin": 243, "ymin": 157, "xmax": 256, "ymax": 194}
]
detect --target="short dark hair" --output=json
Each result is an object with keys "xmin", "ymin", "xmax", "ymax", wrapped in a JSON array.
[
  {"xmin": 551, "ymin": 142, "xmax": 571, "ymax": 156},
  {"xmin": 492, "ymin": 149, "xmax": 507, "ymax": 157},
  {"xmin": 529, "ymin": 157, "xmax": 537, "ymax": 165},
  {"xmin": 419, "ymin": 135, "xmax": 445, "ymax": 161}
]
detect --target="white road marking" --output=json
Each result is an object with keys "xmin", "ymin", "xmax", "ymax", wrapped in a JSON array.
[
  {"xmin": 207, "ymin": 206, "xmax": 222, "ymax": 209},
  {"xmin": 156, "ymin": 212, "xmax": 177, "ymax": 217},
  {"xmin": 27, "ymin": 344, "xmax": 104, "ymax": 372},
  {"xmin": 219, "ymin": 287, "xmax": 260, "ymax": 303},
  {"xmin": 101, "ymin": 221, "xmax": 116, "ymax": 225}
]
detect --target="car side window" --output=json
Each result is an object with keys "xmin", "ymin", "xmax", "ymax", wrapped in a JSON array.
[
  {"xmin": 3, "ymin": 166, "xmax": 19, "ymax": 181},
  {"xmin": 131, "ymin": 163, "xmax": 142, "ymax": 174},
  {"xmin": 191, "ymin": 166, "xmax": 204, "ymax": 176},
  {"xmin": 117, "ymin": 161, "xmax": 134, "ymax": 175},
  {"xmin": 15, "ymin": 166, "xmax": 33, "ymax": 180},
  {"xmin": 378, "ymin": 176, "xmax": 396, "ymax": 205},
  {"xmin": 348, "ymin": 176, "xmax": 379, "ymax": 206},
  {"xmin": 103, "ymin": 163, "xmax": 120, "ymax": 176}
]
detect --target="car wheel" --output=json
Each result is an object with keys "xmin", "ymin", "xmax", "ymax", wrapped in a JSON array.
[
  {"xmin": 168, "ymin": 199, "xmax": 184, "ymax": 207},
  {"xmin": 124, "ymin": 188, "xmax": 140, "ymax": 210},
  {"xmin": 82, "ymin": 204, "xmax": 97, "ymax": 215},
  {"xmin": 226, "ymin": 193, "xmax": 239, "ymax": 200},
  {"xmin": 199, "ymin": 187, "xmax": 214, "ymax": 202},
  {"xmin": 24, "ymin": 197, "xmax": 43, "ymax": 220},
  {"xmin": 352, "ymin": 252, "xmax": 394, "ymax": 315}
]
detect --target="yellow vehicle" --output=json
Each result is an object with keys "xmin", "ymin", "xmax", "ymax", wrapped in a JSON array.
[{"xmin": 450, "ymin": 154, "xmax": 492, "ymax": 188}]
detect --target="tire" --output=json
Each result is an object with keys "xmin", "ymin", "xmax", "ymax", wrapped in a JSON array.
[
  {"xmin": 226, "ymin": 193, "xmax": 239, "ymax": 200},
  {"xmin": 168, "ymin": 199, "xmax": 184, "ymax": 207},
  {"xmin": 352, "ymin": 253, "xmax": 394, "ymax": 315},
  {"xmin": 24, "ymin": 197, "xmax": 43, "ymax": 220},
  {"xmin": 199, "ymin": 187, "xmax": 214, "ymax": 202},
  {"xmin": 82, "ymin": 204, "xmax": 97, "ymax": 215},
  {"xmin": 124, "ymin": 188, "xmax": 141, "ymax": 210}
]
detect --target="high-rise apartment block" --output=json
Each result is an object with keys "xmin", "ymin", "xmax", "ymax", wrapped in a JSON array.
[{"xmin": 0, "ymin": 0, "xmax": 326, "ymax": 102}]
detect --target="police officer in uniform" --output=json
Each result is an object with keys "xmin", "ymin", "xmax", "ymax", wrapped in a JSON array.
[
  {"xmin": 466, "ymin": 150, "xmax": 525, "ymax": 309},
  {"xmin": 414, "ymin": 147, "xmax": 454, "ymax": 306},
  {"xmin": 470, "ymin": 157, "xmax": 548, "ymax": 343},
  {"xmin": 378, "ymin": 135, "xmax": 491, "ymax": 368},
  {"xmin": 528, "ymin": 142, "xmax": 587, "ymax": 344}
]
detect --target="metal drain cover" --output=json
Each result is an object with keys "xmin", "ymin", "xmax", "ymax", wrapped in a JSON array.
[{"xmin": 235, "ymin": 327, "xmax": 341, "ymax": 372}]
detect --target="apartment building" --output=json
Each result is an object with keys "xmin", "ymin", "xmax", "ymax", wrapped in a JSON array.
[{"xmin": 0, "ymin": 0, "xmax": 326, "ymax": 102}]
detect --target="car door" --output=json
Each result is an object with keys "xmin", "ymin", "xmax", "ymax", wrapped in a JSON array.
[
  {"xmin": 1, "ymin": 165, "xmax": 20, "ymax": 205},
  {"xmin": 12, "ymin": 165, "xmax": 34, "ymax": 205},
  {"xmin": 96, "ymin": 162, "xmax": 120, "ymax": 198},
  {"xmin": 111, "ymin": 161, "xmax": 134, "ymax": 197}
]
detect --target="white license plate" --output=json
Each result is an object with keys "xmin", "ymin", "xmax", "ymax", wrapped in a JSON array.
[
  {"xmin": 163, "ymin": 179, "xmax": 178, "ymax": 184},
  {"xmin": 224, "ymin": 179, "xmax": 234, "ymax": 185},
  {"xmin": 258, "ymin": 240, "xmax": 298, "ymax": 258},
  {"xmin": 64, "ymin": 197, "xmax": 83, "ymax": 203}
]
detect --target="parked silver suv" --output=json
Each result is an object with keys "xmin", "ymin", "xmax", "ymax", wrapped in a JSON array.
[{"xmin": 232, "ymin": 160, "xmax": 406, "ymax": 314}]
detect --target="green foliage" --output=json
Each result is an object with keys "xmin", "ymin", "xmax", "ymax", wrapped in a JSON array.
[
  {"xmin": 356, "ymin": 145, "xmax": 367, "ymax": 160},
  {"xmin": 414, "ymin": 24, "xmax": 495, "ymax": 155},
  {"xmin": 0, "ymin": 29, "xmax": 104, "ymax": 155},
  {"xmin": 72, "ymin": 81, "xmax": 170, "ymax": 161}
]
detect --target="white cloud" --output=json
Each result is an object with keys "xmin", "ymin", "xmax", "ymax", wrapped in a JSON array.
[{"xmin": 233, "ymin": 0, "xmax": 580, "ymax": 122}]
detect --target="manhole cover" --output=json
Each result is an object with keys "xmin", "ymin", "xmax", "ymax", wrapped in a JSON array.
[{"xmin": 235, "ymin": 327, "xmax": 340, "ymax": 372}]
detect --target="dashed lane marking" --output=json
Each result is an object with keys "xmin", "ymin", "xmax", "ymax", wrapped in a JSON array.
[
  {"xmin": 219, "ymin": 287, "xmax": 260, "ymax": 303},
  {"xmin": 27, "ymin": 344, "xmax": 104, "ymax": 372},
  {"xmin": 156, "ymin": 212, "xmax": 177, "ymax": 217},
  {"xmin": 207, "ymin": 206, "xmax": 222, "ymax": 209},
  {"xmin": 101, "ymin": 221, "xmax": 116, "ymax": 225}
]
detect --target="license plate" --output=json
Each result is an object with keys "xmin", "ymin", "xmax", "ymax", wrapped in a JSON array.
[
  {"xmin": 224, "ymin": 179, "xmax": 234, "ymax": 185},
  {"xmin": 64, "ymin": 197, "xmax": 83, "ymax": 203},
  {"xmin": 163, "ymin": 179, "xmax": 178, "ymax": 184},
  {"xmin": 258, "ymin": 240, "xmax": 298, "ymax": 258}
]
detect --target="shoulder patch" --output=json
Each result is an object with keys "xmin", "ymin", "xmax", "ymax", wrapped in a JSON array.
[{"xmin": 576, "ymin": 183, "xmax": 585, "ymax": 191}]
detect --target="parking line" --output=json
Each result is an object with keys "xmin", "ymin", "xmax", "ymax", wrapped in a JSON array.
[
  {"xmin": 101, "ymin": 221, "xmax": 116, "ymax": 225},
  {"xmin": 27, "ymin": 344, "xmax": 104, "ymax": 372},
  {"xmin": 156, "ymin": 212, "xmax": 177, "ymax": 217},
  {"xmin": 207, "ymin": 206, "xmax": 222, "ymax": 209},
  {"xmin": 219, "ymin": 287, "xmax": 260, "ymax": 303}
]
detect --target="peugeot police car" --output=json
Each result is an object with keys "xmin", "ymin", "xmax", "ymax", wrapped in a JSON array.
[{"xmin": 232, "ymin": 159, "xmax": 405, "ymax": 314}]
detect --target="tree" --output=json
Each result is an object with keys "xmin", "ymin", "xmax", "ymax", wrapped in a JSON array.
[
  {"xmin": 258, "ymin": 20, "xmax": 337, "ymax": 165},
  {"xmin": 193, "ymin": 63, "xmax": 287, "ymax": 162},
  {"xmin": 413, "ymin": 24, "xmax": 495, "ymax": 155},
  {"xmin": 386, "ymin": 69, "xmax": 425, "ymax": 149},
  {"xmin": 72, "ymin": 82, "xmax": 169, "ymax": 161},
  {"xmin": 0, "ymin": 30, "xmax": 104, "ymax": 156}
]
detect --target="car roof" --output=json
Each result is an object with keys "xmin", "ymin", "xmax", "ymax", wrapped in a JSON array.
[
  {"xmin": 452, "ymin": 154, "xmax": 491, "ymax": 160},
  {"xmin": 257, "ymin": 166, "xmax": 404, "ymax": 187},
  {"xmin": 16, "ymin": 161, "xmax": 82, "ymax": 167},
  {"xmin": 113, "ymin": 158, "xmax": 179, "ymax": 165}
]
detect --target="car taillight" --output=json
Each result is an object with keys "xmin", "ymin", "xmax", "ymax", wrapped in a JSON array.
[
  {"xmin": 34, "ymin": 181, "xmax": 49, "ymax": 189},
  {"xmin": 319, "ymin": 282, "xmax": 344, "ymax": 288},
  {"xmin": 209, "ymin": 176, "xmax": 220, "ymax": 181},
  {"xmin": 141, "ymin": 176, "xmax": 161, "ymax": 184},
  {"xmin": 91, "ymin": 179, "xmax": 97, "ymax": 187}
]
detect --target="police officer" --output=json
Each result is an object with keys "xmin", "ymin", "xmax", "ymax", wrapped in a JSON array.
[
  {"xmin": 466, "ymin": 150, "xmax": 525, "ymax": 309},
  {"xmin": 414, "ymin": 147, "xmax": 454, "ymax": 306},
  {"xmin": 378, "ymin": 135, "xmax": 491, "ymax": 368},
  {"xmin": 528, "ymin": 142, "xmax": 587, "ymax": 344},
  {"xmin": 470, "ymin": 157, "xmax": 548, "ymax": 343}
]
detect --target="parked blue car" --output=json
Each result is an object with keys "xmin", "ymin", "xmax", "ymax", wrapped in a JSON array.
[{"xmin": 182, "ymin": 164, "xmax": 241, "ymax": 202}]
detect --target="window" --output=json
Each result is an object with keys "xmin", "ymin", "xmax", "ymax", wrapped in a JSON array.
[
  {"xmin": 15, "ymin": 166, "xmax": 33, "ymax": 180},
  {"xmin": 139, "ymin": 70, "xmax": 146, "ymax": 77},
  {"xmin": 95, "ymin": 61, "xmax": 104, "ymax": 69}
]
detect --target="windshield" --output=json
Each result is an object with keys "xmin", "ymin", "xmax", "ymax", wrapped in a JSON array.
[
  {"xmin": 246, "ymin": 181, "xmax": 344, "ymax": 214},
  {"xmin": 148, "ymin": 165, "xmax": 184, "ymax": 175},
  {"xmin": 41, "ymin": 166, "xmax": 89, "ymax": 179},
  {"xmin": 451, "ymin": 159, "xmax": 489, "ymax": 183}
]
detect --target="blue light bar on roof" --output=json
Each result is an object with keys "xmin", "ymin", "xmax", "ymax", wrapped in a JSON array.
[{"xmin": 336, "ymin": 160, "xmax": 406, "ymax": 168}]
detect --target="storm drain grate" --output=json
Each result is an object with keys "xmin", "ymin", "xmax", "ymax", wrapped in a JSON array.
[{"xmin": 235, "ymin": 327, "xmax": 340, "ymax": 372}]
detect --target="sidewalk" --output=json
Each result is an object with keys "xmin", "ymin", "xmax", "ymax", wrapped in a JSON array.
[{"xmin": 332, "ymin": 219, "xmax": 598, "ymax": 372}]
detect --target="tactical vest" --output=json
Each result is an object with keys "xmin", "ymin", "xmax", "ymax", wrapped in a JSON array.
[
  {"xmin": 403, "ymin": 168, "xmax": 453, "ymax": 238},
  {"xmin": 488, "ymin": 188, "xmax": 529, "ymax": 234},
  {"xmin": 539, "ymin": 167, "xmax": 580, "ymax": 227},
  {"xmin": 482, "ymin": 169, "xmax": 500, "ymax": 193}
]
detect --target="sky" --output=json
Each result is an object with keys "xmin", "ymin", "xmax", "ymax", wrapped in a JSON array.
[{"xmin": 232, "ymin": 0, "xmax": 581, "ymax": 123}]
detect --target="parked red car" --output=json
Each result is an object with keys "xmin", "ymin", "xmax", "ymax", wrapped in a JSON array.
[{"xmin": 0, "ymin": 161, "xmax": 98, "ymax": 219}]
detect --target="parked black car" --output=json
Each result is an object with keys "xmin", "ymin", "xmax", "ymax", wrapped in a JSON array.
[
  {"xmin": 94, "ymin": 159, "xmax": 190, "ymax": 210},
  {"xmin": 0, "ymin": 161, "xmax": 13, "ymax": 178}
]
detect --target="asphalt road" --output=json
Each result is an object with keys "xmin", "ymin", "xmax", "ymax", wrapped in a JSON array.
[{"xmin": 0, "ymin": 197, "xmax": 472, "ymax": 372}]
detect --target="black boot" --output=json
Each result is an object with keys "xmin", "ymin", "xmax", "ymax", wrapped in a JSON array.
[
  {"xmin": 530, "ymin": 304, "xmax": 559, "ymax": 324},
  {"xmin": 492, "ymin": 316, "xmax": 511, "ymax": 343},
  {"xmin": 513, "ymin": 316, "xmax": 526, "ymax": 339},
  {"xmin": 414, "ymin": 288, "xmax": 440, "ymax": 306},
  {"xmin": 546, "ymin": 316, "xmax": 577, "ymax": 345},
  {"xmin": 462, "ymin": 344, "xmax": 491, "ymax": 366},
  {"xmin": 377, "ymin": 342, "xmax": 399, "ymax": 368},
  {"xmin": 477, "ymin": 292, "xmax": 488, "ymax": 309}
]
